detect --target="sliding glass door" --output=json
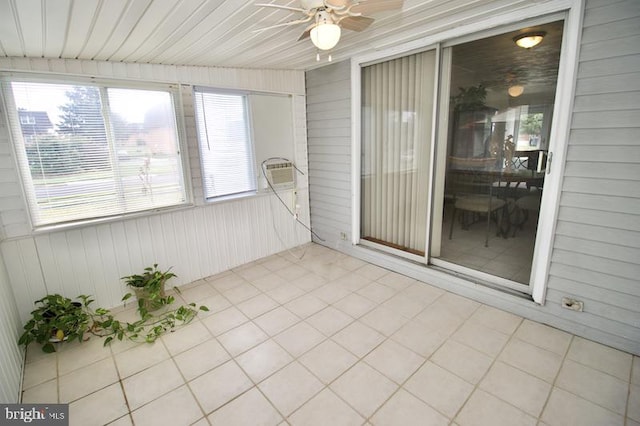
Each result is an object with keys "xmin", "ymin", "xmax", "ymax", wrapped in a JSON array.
[
  {"xmin": 360, "ymin": 50, "xmax": 436, "ymax": 258},
  {"xmin": 359, "ymin": 18, "xmax": 565, "ymax": 291},
  {"xmin": 431, "ymin": 21, "xmax": 563, "ymax": 289}
]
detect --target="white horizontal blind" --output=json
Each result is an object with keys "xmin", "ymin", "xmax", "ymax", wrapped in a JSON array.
[
  {"xmin": 4, "ymin": 79, "xmax": 187, "ymax": 227},
  {"xmin": 194, "ymin": 88, "xmax": 256, "ymax": 199}
]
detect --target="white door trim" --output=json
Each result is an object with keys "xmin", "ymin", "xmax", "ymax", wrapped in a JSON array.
[{"xmin": 530, "ymin": 0, "xmax": 585, "ymax": 303}]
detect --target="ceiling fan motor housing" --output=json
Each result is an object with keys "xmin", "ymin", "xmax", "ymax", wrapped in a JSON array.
[
  {"xmin": 315, "ymin": 10, "xmax": 334, "ymax": 24},
  {"xmin": 255, "ymin": 0, "xmax": 403, "ymax": 52},
  {"xmin": 300, "ymin": 0, "xmax": 328, "ymax": 11}
]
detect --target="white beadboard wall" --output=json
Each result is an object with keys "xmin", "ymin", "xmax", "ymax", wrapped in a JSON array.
[
  {"xmin": 0, "ymin": 58, "xmax": 310, "ymax": 323},
  {"xmin": 0, "ymin": 248, "xmax": 23, "ymax": 403}
]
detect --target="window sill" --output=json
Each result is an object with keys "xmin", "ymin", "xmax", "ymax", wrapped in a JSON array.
[
  {"xmin": 10, "ymin": 187, "xmax": 301, "ymax": 240},
  {"xmin": 203, "ymin": 190, "xmax": 258, "ymax": 204},
  {"xmin": 202, "ymin": 186, "xmax": 297, "ymax": 205},
  {"xmin": 29, "ymin": 202, "xmax": 195, "ymax": 236}
]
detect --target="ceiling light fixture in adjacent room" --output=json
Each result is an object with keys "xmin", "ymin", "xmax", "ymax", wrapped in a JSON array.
[
  {"xmin": 514, "ymin": 32, "xmax": 546, "ymax": 49},
  {"xmin": 508, "ymin": 85, "xmax": 525, "ymax": 97}
]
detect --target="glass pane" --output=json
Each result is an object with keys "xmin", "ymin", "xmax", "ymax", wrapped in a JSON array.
[
  {"xmin": 107, "ymin": 88, "xmax": 185, "ymax": 212},
  {"xmin": 361, "ymin": 50, "xmax": 436, "ymax": 255},
  {"xmin": 9, "ymin": 82, "xmax": 186, "ymax": 226},
  {"xmin": 10, "ymin": 82, "xmax": 117, "ymax": 224},
  {"xmin": 435, "ymin": 21, "xmax": 563, "ymax": 284},
  {"xmin": 194, "ymin": 91, "xmax": 256, "ymax": 199}
]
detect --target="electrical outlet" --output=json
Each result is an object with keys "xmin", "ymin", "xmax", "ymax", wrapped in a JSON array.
[
  {"xmin": 340, "ymin": 232, "xmax": 348, "ymax": 241},
  {"xmin": 561, "ymin": 297, "xmax": 584, "ymax": 312}
]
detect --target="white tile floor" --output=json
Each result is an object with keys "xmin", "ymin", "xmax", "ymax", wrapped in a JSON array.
[
  {"xmin": 20, "ymin": 243, "xmax": 639, "ymax": 426},
  {"xmin": 440, "ymin": 201, "xmax": 538, "ymax": 283}
]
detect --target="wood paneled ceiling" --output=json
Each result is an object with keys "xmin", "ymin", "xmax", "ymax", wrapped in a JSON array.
[{"xmin": 0, "ymin": 0, "xmax": 553, "ymax": 71}]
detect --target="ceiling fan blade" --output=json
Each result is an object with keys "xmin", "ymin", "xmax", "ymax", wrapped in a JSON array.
[
  {"xmin": 351, "ymin": 0, "xmax": 403, "ymax": 14},
  {"xmin": 298, "ymin": 24, "xmax": 315, "ymax": 41},
  {"xmin": 339, "ymin": 15, "xmax": 374, "ymax": 32},
  {"xmin": 254, "ymin": 16, "xmax": 313, "ymax": 33},
  {"xmin": 255, "ymin": 3, "xmax": 307, "ymax": 13}
]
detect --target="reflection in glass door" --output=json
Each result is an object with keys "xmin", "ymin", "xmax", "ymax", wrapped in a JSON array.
[
  {"xmin": 431, "ymin": 21, "xmax": 564, "ymax": 286},
  {"xmin": 360, "ymin": 50, "xmax": 436, "ymax": 258}
]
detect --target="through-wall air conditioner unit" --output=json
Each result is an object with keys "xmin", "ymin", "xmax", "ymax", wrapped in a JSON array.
[{"xmin": 265, "ymin": 162, "xmax": 295, "ymax": 189}]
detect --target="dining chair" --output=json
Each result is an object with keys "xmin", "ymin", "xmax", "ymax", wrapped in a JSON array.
[
  {"xmin": 447, "ymin": 169, "xmax": 507, "ymax": 247},
  {"xmin": 512, "ymin": 189, "xmax": 543, "ymax": 237}
]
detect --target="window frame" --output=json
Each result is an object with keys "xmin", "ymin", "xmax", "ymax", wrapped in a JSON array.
[{"xmin": 1, "ymin": 72, "xmax": 192, "ymax": 231}]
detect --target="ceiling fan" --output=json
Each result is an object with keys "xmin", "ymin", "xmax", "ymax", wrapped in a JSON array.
[{"xmin": 255, "ymin": 0, "xmax": 403, "ymax": 52}]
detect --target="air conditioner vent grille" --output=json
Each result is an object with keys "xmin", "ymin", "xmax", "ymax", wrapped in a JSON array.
[{"xmin": 265, "ymin": 162, "xmax": 295, "ymax": 187}]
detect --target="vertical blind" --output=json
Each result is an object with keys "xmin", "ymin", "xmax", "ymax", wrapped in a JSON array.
[
  {"xmin": 361, "ymin": 50, "xmax": 436, "ymax": 255},
  {"xmin": 4, "ymin": 79, "xmax": 187, "ymax": 227},
  {"xmin": 193, "ymin": 88, "xmax": 256, "ymax": 199}
]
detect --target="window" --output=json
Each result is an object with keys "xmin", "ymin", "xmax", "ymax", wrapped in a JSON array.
[
  {"xmin": 3, "ymin": 77, "xmax": 187, "ymax": 227},
  {"xmin": 193, "ymin": 88, "xmax": 256, "ymax": 199},
  {"xmin": 20, "ymin": 115, "xmax": 35, "ymax": 125}
]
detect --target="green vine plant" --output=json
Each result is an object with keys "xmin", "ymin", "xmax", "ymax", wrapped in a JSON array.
[
  {"xmin": 19, "ymin": 267, "xmax": 209, "ymax": 353},
  {"xmin": 94, "ymin": 290, "xmax": 208, "ymax": 348}
]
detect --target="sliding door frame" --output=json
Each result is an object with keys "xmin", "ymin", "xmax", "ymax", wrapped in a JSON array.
[{"xmin": 351, "ymin": 0, "xmax": 584, "ymax": 303}]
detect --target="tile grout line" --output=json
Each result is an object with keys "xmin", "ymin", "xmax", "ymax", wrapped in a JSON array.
[
  {"xmin": 463, "ymin": 315, "xmax": 549, "ymax": 419},
  {"xmin": 426, "ymin": 302, "xmax": 487, "ymax": 424},
  {"xmin": 624, "ymin": 358, "xmax": 633, "ymax": 426},
  {"xmin": 357, "ymin": 291, "xmax": 467, "ymax": 423},
  {"xmin": 162, "ymin": 329, "xmax": 211, "ymax": 425},
  {"xmin": 536, "ymin": 333, "xmax": 574, "ymax": 424},
  {"xmin": 280, "ymin": 270, "xmax": 403, "ymax": 423},
  {"xmin": 548, "ymin": 337, "xmax": 632, "ymax": 420},
  {"xmin": 203, "ymin": 266, "xmax": 324, "ymax": 424}
]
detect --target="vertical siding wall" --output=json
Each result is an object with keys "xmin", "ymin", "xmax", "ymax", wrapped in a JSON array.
[
  {"xmin": 0, "ymin": 58, "xmax": 310, "ymax": 322},
  {"xmin": 0, "ymin": 249, "xmax": 23, "ymax": 403},
  {"xmin": 306, "ymin": 60, "xmax": 353, "ymax": 245},
  {"xmin": 305, "ymin": 4, "xmax": 640, "ymax": 355},
  {"xmin": 546, "ymin": 0, "xmax": 640, "ymax": 352}
]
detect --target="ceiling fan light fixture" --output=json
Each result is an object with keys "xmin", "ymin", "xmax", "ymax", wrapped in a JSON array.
[
  {"xmin": 310, "ymin": 22, "xmax": 341, "ymax": 50},
  {"xmin": 514, "ymin": 32, "xmax": 546, "ymax": 49}
]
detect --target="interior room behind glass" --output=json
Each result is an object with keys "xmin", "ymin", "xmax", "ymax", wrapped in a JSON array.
[{"xmin": 436, "ymin": 20, "xmax": 564, "ymax": 285}]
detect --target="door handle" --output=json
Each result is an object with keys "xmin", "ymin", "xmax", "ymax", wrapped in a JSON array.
[{"xmin": 546, "ymin": 151, "xmax": 553, "ymax": 174}]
